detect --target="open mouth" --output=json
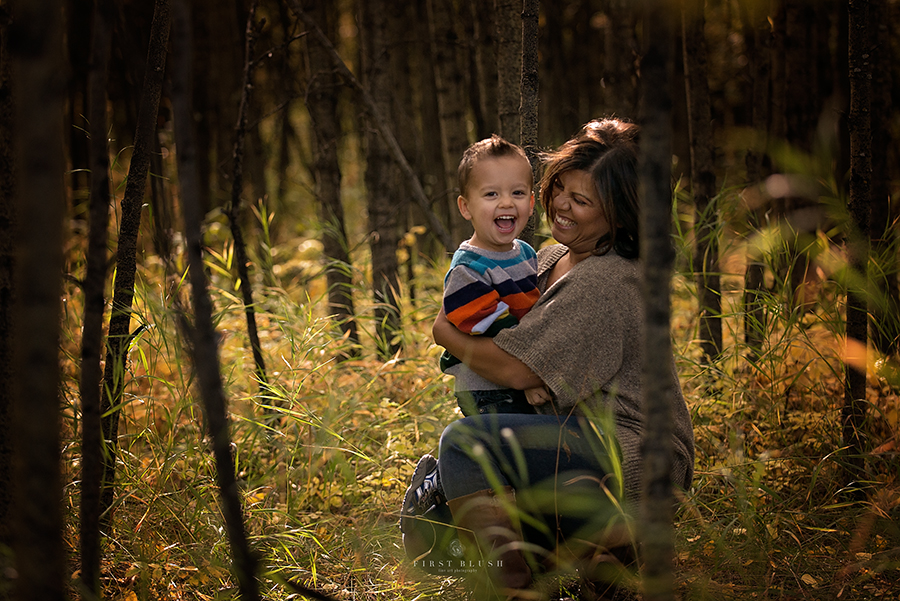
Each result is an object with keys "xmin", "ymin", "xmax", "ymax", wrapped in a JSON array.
[
  {"xmin": 495, "ymin": 216, "xmax": 516, "ymax": 233},
  {"xmin": 555, "ymin": 215, "xmax": 575, "ymax": 228}
]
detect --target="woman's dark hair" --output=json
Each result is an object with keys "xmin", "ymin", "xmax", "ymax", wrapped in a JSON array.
[{"xmin": 539, "ymin": 118, "xmax": 640, "ymax": 259}]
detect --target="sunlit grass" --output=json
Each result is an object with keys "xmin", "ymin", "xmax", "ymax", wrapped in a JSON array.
[{"xmin": 57, "ymin": 200, "xmax": 900, "ymax": 600}]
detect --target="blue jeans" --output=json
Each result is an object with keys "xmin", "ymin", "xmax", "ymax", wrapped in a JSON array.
[{"xmin": 438, "ymin": 413, "xmax": 626, "ymax": 554}]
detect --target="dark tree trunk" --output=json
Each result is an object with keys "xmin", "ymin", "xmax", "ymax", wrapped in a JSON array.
[
  {"xmin": 470, "ymin": 0, "xmax": 498, "ymax": 137},
  {"xmin": 0, "ymin": 0, "xmax": 15, "ymax": 558},
  {"xmin": 80, "ymin": 0, "xmax": 114, "ymax": 595},
  {"xmin": 199, "ymin": 0, "xmax": 243, "ymax": 208},
  {"xmin": 67, "ymin": 0, "xmax": 92, "ymax": 220},
  {"xmin": 228, "ymin": 2, "xmax": 271, "ymax": 397},
  {"xmin": 99, "ymin": 0, "xmax": 170, "ymax": 526},
  {"xmin": 843, "ymin": 0, "xmax": 871, "ymax": 480},
  {"xmin": 638, "ymin": 1, "xmax": 677, "ymax": 599},
  {"xmin": 783, "ymin": 0, "xmax": 820, "ymax": 153},
  {"xmin": 387, "ymin": 1, "xmax": 422, "ymax": 302},
  {"xmin": 427, "ymin": 0, "xmax": 471, "ymax": 243},
  {"xmin": 171, "ymin": 1, "xmax": 260, "ymax": 597},
  {"xmin": 496, "ymin": 0, "xmax": 522, "ymax": 142},
  {"xmin": 361, "ymin": 0, "xmax": 402, "ymax": 357},
  {"xmin": 605, "ymin": 0, "xmax": 639, "ymax": 116},
  {"xmin": 739, "ymin": 0, "xmax": 772, "ymax": 362},
  {"xmin": 682, "ymin": 0, "xmax": 721, "ymax": 364},
  {"xmin": 306, "ymin": 0, "xmax": 359, "ymax": 350},
  {"xmin": 8, "ymin": 0, "xmax": 67, "ymax": 597},
  {"xmin": 0, "ymin": 0, "xmax": 17, "ymax": 560},
  {"xmin": 868, "ymin": 0, "xmax": 898, "ymax": 357},
  {"xmin": 520, "ymin": 0, "xmax": 539, "ymax": 246},
  {"xmin": 411, "ymin": 0, "xmax": 448, "ymax": 256}
]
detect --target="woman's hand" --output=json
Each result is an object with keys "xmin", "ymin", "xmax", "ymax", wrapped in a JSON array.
[{"xmin": 524, "ymin": 386, "xmax": 551, "ymax": 406}]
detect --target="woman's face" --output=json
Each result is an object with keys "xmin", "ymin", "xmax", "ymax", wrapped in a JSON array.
[{"xmin": 549, "ymin": 169, "xmax": 609, "ymax": 258}]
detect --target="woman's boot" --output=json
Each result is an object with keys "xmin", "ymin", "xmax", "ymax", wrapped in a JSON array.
[{"xmin": 448, "ymin": 486, "xmax": 533, "ymax": 599}]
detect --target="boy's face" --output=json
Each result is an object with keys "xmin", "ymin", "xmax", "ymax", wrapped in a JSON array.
[{"xmin": 457, "ymin": 155, "xmax": 534, "ymax": 253}]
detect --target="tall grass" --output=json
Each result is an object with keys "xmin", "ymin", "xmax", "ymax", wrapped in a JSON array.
[{"xmin": 57, "ymin": 190, "xmax": 899, "ymax": 600}]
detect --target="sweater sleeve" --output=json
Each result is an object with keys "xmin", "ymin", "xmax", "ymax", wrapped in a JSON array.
[{"xmin": 493, "ymin": 253, "xmax": 636, "ymax": 409}]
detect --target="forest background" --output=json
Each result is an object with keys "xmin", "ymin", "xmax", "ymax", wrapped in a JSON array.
[{"xmin": 0, "ymin": 0, "xmax": 899, "ymax": 600}]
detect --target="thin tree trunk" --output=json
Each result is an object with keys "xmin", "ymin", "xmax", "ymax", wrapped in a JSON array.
[
  {"xmin": 411, "ymin": 0, "xmax": 448, "ymax": 257},
  {"xmin": 80, "ymin": 0, "xmax": 114, "ymax": 595},
  {"xmin": 843, "ymin": 0, "xmax": 871, "ymax": 481},
  {"xmin": 306, "ymin": 0, "xmax": 359, "ymax": 351},
  {"xmin": 495, "ymin": 0, "xmax": 521, "ymax": 143},
  {"xmin": 0, "ymin": 0, "xmax": 16, "ymax": 553},
  {"xmin": 638, "ymin": 1, "xmax": 676, "ymax": 599},
  {"xmin": 868, "ymin": 0, "xmax": 897, "ymax": 357},
  {"xmin": 8, "ymin": 0, "xmax": 67, "ymax": 597},
  {"xmin": 427, "ymin": 0, "xmax": 471, "ymax": 243},
  {"xmin": 739, "ymin": 0, "xmax": 772, "ymax": 362},
  {"xmin": 171, "ymin": 1, "xmax": 260, "ymax": 598},
  {"xmin": 682, "ymin": 0, "xmax": 721, "ymax": 364},
  {"xmin": 519, "ymin": 0, "xmax": 539, "ymax": 246},
  {"xmin": 287, "ymin": 0, "xmax": 454, "ymax": 253},
  {"xmin": 228, "ymin": 1, "xmax": 271, "ymax": 398},
  {"xmin": 361, "ymin": 0, "xmax": 402, "ymax": 357},
  {"xmin": 98, "ymin": 0, "xmax": 170, "ymax": 525},
  {"xmin": 471, "ymin": 0, "xmax": 498, "ymax": 137},
  {"xmin": 605, "ymin": 0, "xmax": 639, "ymax": 116}
]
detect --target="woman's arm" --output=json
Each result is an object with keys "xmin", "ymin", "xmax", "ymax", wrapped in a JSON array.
[{"xmin": 433, "ymin": 309, "xmax": 544, "ymax": 390}]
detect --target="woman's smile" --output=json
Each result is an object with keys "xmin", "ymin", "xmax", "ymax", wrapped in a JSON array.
[{"xmin": 549, "ymin": 169, "xmax": 609, "ymax": 260}]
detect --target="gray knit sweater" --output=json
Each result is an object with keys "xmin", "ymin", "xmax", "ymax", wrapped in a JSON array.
[{"xmin": 493, "ymin": 244, "xmax": 695, "ymax": 503}]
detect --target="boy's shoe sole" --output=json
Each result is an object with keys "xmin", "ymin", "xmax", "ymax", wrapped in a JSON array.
[{"xmin": 400, "ymin": 454, "xmax": 438, "ymax": 532}]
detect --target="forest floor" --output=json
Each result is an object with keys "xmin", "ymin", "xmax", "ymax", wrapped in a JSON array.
[{"xmin": 56, "ymin": 241, "xmax": 900, "ymax": 601}]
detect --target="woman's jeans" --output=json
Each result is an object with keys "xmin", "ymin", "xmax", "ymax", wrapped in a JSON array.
[{"xmin": 438, "ymin": 413, "xmax": 628, "ymax": 557}]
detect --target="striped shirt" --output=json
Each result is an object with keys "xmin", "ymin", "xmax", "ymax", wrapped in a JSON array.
[{"xmin": 440, "ymin": 239, "xmax": 539, "ymax": 391}]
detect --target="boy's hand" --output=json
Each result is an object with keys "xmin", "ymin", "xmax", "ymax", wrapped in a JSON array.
[{"xmin": 525, "ymin": 386, "xmax": 551, "ymax": 406}]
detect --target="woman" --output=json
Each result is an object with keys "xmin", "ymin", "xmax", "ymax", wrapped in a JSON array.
[{"xmin": 431, "ymin": 118, "xmax": 694, "ymax": 599}]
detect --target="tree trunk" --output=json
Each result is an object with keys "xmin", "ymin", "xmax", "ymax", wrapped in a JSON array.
[
  {"xmin": 8, "ymin": 0, "xmax": 67, "ymax": 597},
  {"xmin": 868, "ymin": 0, "xmax": 898, "ymax": 357},
  {"xmin": 519, "ymin": 0, "xmax": 539, "ymax": 246},
  {"xmin": 387, "ymin": 1, "xmax": 422, "ymax": 302},
  {"xmin": 0, "ymin": 0, "xmax": 15, "ymax": 558},
  {"xmin": 99, "ymin": 0, "xmax": 170, "ymax": 526},
  {"xmin": 605, "ymin": 0, "xmax": 639, "ymax": 116},
  {"xmin": 638, "ymin": 0, "xmax": 677, "ymax": 598},
  {"xmin": 171, "ymin": 1, "xmax": 260, "ymax": 597},
  {"xmin": 495, "ymin": 0, "xmax": 521, "ymax": 143},
  {"xmin": 739, "ymin": 0, "xmax": 772, "ymax": 362},
  {"xmin": 306, "ymin": 0, "xmax": 359, "ymax": 351},
  {"xmin": 843, "ymin": 0, "xmax": 871, "ymax": 481},
  {"xmin": 198, "ymin": 0, "xmax": 243, "ymax": 208},
  {"xmin": 361, "ymin": 0, "xmax": 403, "ymax": 357},
  {"xmin": 682, "ymin": 0, "xmax": 721, "ymax": 364},
  {"xmin": 228, "ymin": 2, "xmax": 271, "ymax": 397},
  {"xmin": 470, "ymin": 0, "xmax": 498, "ymax": 137},
  {"xmin": 427, "ymin": 0, "xmax": 471, "ymax": 244},
  {"xmin": 80, "ymin": 0, "xmax": 114, "ymax": 595}
]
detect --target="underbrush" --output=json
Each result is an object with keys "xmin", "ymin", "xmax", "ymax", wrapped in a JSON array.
[{"xmin": 57, "ymin": 235, "xmax": 899, "ymax": 600}]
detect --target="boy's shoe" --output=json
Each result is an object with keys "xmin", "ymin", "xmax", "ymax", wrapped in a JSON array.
[{"xmin": 401, "ymin": 454, "xmax": 444, "ymax": 527}]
